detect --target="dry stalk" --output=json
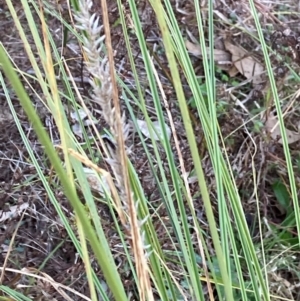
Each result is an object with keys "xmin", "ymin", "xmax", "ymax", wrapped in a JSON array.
[{"xmin": 74, "ymin": 1, "xmax": 153, "ymax": 300}]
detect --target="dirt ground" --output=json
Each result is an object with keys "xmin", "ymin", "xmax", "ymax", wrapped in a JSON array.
[{"xmin": 1, "ymin": 0, "xmax": 300, "ymax": 300}]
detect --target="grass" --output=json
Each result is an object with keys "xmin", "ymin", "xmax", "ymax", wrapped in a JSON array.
[{"xmin": 1, "ymin": 0, "xmax": 300, "ymax": 300}]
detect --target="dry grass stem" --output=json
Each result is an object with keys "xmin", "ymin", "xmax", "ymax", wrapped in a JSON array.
[{"xmin": 74, "ymin": 1, "xmax": 153, "ymax": 299}]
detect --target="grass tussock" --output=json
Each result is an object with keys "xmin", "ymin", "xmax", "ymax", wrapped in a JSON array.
[{"xmin": 1, "ymin": 0, "xmax": 300, "ymax": 300}]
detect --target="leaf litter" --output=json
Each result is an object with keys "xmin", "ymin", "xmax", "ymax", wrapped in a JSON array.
[
  {"xmin": 185, "ymin": 38, "xmax": 265, "ymax": 83},
  {"xmin": 265, "ymin": 113, "xmax": 300, "ymax": 144}
]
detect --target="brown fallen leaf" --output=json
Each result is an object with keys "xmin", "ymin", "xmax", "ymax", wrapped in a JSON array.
[
  {"xmin": 228, "ymin": 65, "xmax": 239, "ymax": 77},
  {"xmin": 185, "ymin": 40, "xmax": 232, "ymax": 70},
  {"xmin": 185, "ymin": 40, "xmax": 202, "ymax": 56},
  {"xmin": 224, "ymin": 39, "xmax": 264, "ymax": 85},
  {"xmin": 265, "ymin": 113, "xmax": 300, "ymax": 144}
]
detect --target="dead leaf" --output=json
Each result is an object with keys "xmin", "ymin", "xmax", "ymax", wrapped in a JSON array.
[
  {"xmin": 70, "ymin": 108, "xmax": 97, "ymax": 138},
  {"xmin": 70, "ymin": 108, "xmax": 89, "ymax": 121},
  {"xmin": 185, "ymin": 40, "xmax": 231, "ymax": 65},
  {"xmin": 83, "ymin": 168, "xmax": 111, "ymax": 195},
  {"xmin": 228, "ymin": 65, "xmax": 239, "ymax": 77},
  {"xmin": 265, "ymin": 113, "xmax": 300, "ymax": 144},
  {"xmin": 0, "ymin": 203, "xmax": 29, "ymax": 222},
  {"xmin": 137, "ymin": 119, "xmax": 171, "ymax": 141},
  {"xmin": 185, "ymin": 40, "xmax": 202, "ymax": 56},
  {"xmin": 224, "ymin": 40, "xmax": 264, "ymax": 85}
]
